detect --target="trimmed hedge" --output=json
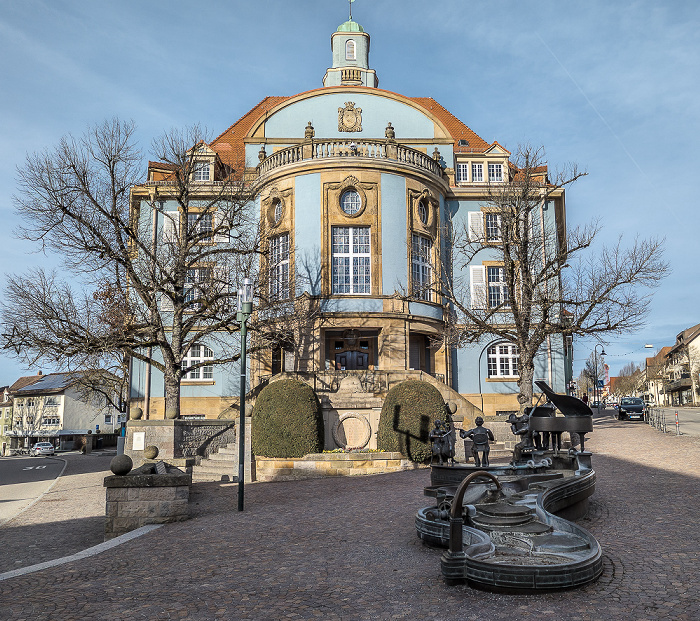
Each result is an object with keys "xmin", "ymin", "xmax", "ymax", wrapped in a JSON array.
[
  {"xmin": 251, "ymin": 379, "xmax": 324, "ymax": 458},
  {"xmin": 377, "ymin": 380, "xmax": 447, "ymax": 462}
]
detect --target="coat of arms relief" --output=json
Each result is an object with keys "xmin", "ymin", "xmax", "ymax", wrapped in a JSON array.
[{"xmin": 338, "ymin": 102, "xmax": 362, "ymax": 132}]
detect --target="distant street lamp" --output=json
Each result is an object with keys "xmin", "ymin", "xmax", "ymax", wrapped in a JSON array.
[
  {"xmin": 594, "ymin": 344, "xmax": 607, "ymax": 410},
  {"xmin": 236, "ymin": 277, "xmax": 253, "ymax": 512}
]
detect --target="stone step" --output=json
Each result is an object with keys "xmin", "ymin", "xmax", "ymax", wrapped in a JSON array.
[
  {"xmin": 194, "ymin": 460, "xmax": 237, "ymax": 474},
  {"xmin": 207, "ymin": 452, "xmax": 238, "ymax": 462},
  {"xmin": 191, "ymin": 471, "xmax": 237, "ymax": 483}
]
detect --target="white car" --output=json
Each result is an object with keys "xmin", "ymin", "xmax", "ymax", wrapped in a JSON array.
[{"xmin": 31, "ymin": 442, "xmax": 55, "ymax": 456}]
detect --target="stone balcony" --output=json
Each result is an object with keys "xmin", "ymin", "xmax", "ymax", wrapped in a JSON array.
[{"xmin": 255, "ymin": 137, "xmax": 446, "ymax": 181}]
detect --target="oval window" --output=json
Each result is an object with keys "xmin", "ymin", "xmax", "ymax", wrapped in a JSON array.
[
  {"xmin": 272, "ymin": 198, "xmax": 282, "ymax": 223},
  {"xmin": 418, "ymin": 200, "xmax": 428, "ymax": 224},
  {"xmin": 340, "ymin": 189, "xmax": 362, "ymax": 215}
]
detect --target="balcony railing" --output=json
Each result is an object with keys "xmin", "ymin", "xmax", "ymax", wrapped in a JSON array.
[{"xmin": 256, "ymin": 138, "xmax": 445, "ymax": 180}]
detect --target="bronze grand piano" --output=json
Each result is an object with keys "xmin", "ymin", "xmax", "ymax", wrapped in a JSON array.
[{"xmin": 530, "ymin": 381, "xmax": 594, "ymax": 451}]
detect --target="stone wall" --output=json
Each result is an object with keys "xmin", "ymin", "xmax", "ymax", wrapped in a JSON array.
[
  {"xmin": 104, "ymin": 467, "xmax": 190, "ymax": 540},
  {"xmin": 255, "ymin": 451, "xmax": 422, "ymax": 482},
  {"xmin": 125, "ymin": 419, "xmax": 236, "ymax": 469}
]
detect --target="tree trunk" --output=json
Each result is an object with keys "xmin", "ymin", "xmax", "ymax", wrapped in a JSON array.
[
  {"xmin": 517, "ymin": 356, "xmax": 535, "ymax": 414},
  {"xmin": 163, "ymin": 366, "xmax": 181, "ymax": 420}
]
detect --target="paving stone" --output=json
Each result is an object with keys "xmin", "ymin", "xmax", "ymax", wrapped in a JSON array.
[{"xmin": 1, "ymin": 416, "xmax": 699, "ymax": 620}]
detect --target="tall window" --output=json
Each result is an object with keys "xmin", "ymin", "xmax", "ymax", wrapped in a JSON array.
[
  {"xmin": 193, "ymin": 163, "xmax": 210, "ymax": 182},
  {"xmin": 182, "ymin": 344, "xmax": 214, "ymax": 380},
  {"xmin": 188, "ymin": 213, "xmax": 213, "ymax": 237},
  {"xmin": 185, "ymin": 267, "xmax": 211, "ymax": 309},
  {"xmin": 412, "ymin": 234, "xmax": 433, "ymax": 301},
  {"xmin": 345, "ymin": 39, "xmax": 356, "ymax": 61},
  {"xmin": 488, "ymin": 163, "xmax": 503, "ymax": 182},
  {"xmin": 269, "ymin": 233, "xmax": 290, "ymax": 300},
  {"xmin": 487, "ymin": 266, "xmax": 509, "ymax": 308},
  {"xmin": 485, "ymin": 213, "xmax": 502, "ymax": 241},
  {"xmin": 456, "ymin": 163, "xmax": 469, "ymax": 183},
  {"xmin": 332, "ymin": 226, "xmax": 370, "ymax": 294},
  {"xmin": 472, "ymin": 163, "xmax": 483, "ymax": 182},
  {"xmin": 488, "ymin": 343, "xmax": 519, "ymax": 378}
]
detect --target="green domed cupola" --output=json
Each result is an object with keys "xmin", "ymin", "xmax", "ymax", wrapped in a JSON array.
[
  {"xmin": 337, "ymin": 19, "xmax": 364, "ymax": 33},
  {"xmin": 323, "ymin": 10, "xmax": 378, "ymax": 87}
]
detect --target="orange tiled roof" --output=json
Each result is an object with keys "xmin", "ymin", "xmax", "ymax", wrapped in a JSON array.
[
  {"xmin": 206, "ymin": 91, "xmax": 492, "ymax": 170},
  {"xmin": 210, "ymin": 96, "xmax": 292, "ymax": 169},
  {"xmin": 406, "ymin": 97, "xmax": 491, "ymax": 151}
]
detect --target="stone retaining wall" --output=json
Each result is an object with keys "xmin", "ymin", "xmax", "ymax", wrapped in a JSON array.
[
  {"xmin": 104, "ymin": 467, "xmax": 191, "ymax": 540},
  {"xmin": 255, "ymin": 452, "xmax": 422, "ymax": 482}
]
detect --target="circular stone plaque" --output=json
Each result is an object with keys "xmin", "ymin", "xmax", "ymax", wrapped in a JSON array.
[{"xmin": 332, "ymin": 413, "xmax": 371, "ymax": 451}]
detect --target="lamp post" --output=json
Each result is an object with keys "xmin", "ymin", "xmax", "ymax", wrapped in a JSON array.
[
  {"xmin": 236, "ymin": 277, "xmax": 253, "ymax": 512},
  {"xmin": 594, "ymin": 344, "xmax": 606, "ymax": 411}
]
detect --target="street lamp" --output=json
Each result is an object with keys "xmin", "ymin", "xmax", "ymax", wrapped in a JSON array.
[
  {"xmin": 594, "ymin": 344, "xmax": 606, "ymax": 411},
  {"xmin": 236, "ymin": 277, "xmax": 253, "ymax": 512}
]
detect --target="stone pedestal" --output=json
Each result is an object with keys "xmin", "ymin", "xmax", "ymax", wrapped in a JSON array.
[{"xmin": 125, "ymin": 419, "xmax": 236, "ymax": 470}]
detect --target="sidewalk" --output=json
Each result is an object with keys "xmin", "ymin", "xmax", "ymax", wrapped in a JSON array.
[{"xmin": 0, "ymin": 418, "xmax": 698, "ymax": 620}]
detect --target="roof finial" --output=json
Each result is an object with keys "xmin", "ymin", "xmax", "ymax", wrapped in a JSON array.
[{"xmin": 349, "ymin": 0, "xmax": 355, "ymax": 20}]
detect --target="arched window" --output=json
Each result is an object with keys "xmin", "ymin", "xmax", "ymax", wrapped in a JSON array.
[
  {"xmin": 487, "ymin": 343, "xmax": 519, "ymax": 378},
  {"xmin": 345, "ymin": 39, "xmax": 356, "ymax": 61}
]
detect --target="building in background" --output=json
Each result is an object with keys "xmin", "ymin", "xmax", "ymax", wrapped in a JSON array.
[
  {"xmin": 662, "ymin": 323, "xmax": 700, "ymax": 406},
  {"xmin": 0, "ymin": 386, "xmax": 12, "ymax": 455},
  {"xmin": 129, "ymin": 15, "xmax": 572, "ymax": 427},
  {"xmin": 7, "ymin": 372, "xmax": 122, "ymax": 451}
]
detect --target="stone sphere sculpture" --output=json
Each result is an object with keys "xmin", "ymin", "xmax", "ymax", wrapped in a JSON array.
[
  {"xmin": 144, "ymin": 445, "xmax": 159, "ymax": 460},
  {"xmin": 110, "ymin": 454, "xmax": 133, "ymax": 476},
  {"xmin": 131, "ymin": 407, "xmax": 143, "ymax": 420}
]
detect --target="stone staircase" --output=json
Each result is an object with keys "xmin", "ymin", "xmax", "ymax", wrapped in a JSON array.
[{"xmin": 191, "ymin": 443, "xmax": 239, "ymax": 483}]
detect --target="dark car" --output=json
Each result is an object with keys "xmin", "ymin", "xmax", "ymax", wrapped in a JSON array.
[{"xmin": 618, "ymin": 397, "xmax": 644, "ymax": 421}]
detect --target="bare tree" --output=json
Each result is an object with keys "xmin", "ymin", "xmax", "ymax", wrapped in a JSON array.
[
  {"xmin": 614, "ymin": 362, "xmax": 643, "ymax": 397},
  {"xmin": 2, "ymin": 119, "xmax": 262, "ymax": 419},
  {"xmin": 439, "ymin": 145, "xmax": 670, "ymax": 412}
]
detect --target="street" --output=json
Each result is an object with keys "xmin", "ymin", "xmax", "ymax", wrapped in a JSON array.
[{"xmin": 0, "ymin": 456, "xmax": 64, "ymax": 525}]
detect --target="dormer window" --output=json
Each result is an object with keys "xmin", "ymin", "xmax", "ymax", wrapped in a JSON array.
[
  {"xmin": 193, "ymin": 163, "xmax": 211, "ymax": 182},
  {"xmin": 345, "ymin": 39, "xmax": 356, "ymax": 61},
  {"xmin": 488, "ymin": 163, "xmax": 503, "ymax": 183}
]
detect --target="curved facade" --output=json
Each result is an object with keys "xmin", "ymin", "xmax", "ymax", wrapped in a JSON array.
[{"xmin": 129, "ymin": 17, "xmax": 572, "ymax": 422}]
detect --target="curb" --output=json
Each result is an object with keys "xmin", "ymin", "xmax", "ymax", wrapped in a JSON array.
[{"xmin": 0, "ymin": 524, "xmax": 162, "ymax": 581}]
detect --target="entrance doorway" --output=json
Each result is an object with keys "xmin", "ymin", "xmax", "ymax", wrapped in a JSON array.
[{"xmin": 325, "ymin": 329, "xmax": 377, "ymax": 371}]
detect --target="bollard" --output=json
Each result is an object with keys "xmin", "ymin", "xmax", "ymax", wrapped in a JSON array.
[{"xmin": 675, "ymin": 410, "xmax": 680, "ymax": 435}]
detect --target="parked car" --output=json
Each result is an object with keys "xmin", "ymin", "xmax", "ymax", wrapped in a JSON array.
[
  {"xmin": 618, "ymin": 397, "xmax": 645, "ymax": 421},
  {"xmin": 31, "ymin": 442, "xmax": 55, "ymax": 456}
]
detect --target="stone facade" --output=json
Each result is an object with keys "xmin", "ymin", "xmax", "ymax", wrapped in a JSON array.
[
  {"xmin": 255, "ymin": 451, "xmax": 420, "ymax": 482},
  {"xmin": 104, "ymin": 466, "xmax": 190, "ymax": 540}
]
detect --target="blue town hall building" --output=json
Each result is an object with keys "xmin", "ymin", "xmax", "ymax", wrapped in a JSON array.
[{"xmin": 129, "ymin": 16, "xmax": 572, "ymax": 439}]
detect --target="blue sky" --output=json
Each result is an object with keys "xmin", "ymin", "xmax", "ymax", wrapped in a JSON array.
[{"xmin": 1, "ymin": 0, "xmax": 698, "ymax": 384}]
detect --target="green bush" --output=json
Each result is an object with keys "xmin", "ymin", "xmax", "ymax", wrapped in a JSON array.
[
  {"xmin": 377, "ymin": 380, "xmax": 447, "ymax": 462},
  {"xmin": 251, "ymin": 379, "xmax": 324, "ymax": 458}
]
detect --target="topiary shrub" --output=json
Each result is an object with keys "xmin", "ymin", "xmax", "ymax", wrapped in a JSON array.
[
  {"xmin": 251, "ymin": 379, "xmax": 324, "ymax": 458},
  {"xmin": 377, "ymin": 380, "xmax": 448, "ymax": 462}
]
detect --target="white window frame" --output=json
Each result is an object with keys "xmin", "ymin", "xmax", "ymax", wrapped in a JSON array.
[
  {"xmin": 269, "ymin": 233, "xmax": 290, "ymax": 301},
  {"xmin": 411, "ymin": 234, "xmax": 432, "ymax": 301},
  {"xmin": 332, "ymin": 226, "xmax": 371, "ymax": 294},
  {"xmin": 182, "ymin": 343, "xmax": 214, "ymax": 381},
  {"xmin": 488, "ymin": 343, "xmax": 519, "ymax": 378},
  {"xmin": 456, "ymin": 163, "xmax": 469, "ymax": 183},
  {"xmin": 472, "ymin": 163, "xmax": 483, "ymax": 182},
  {"xmin": 485, "ymin": 213, "xmax": 502, "ymax": 241},
  {"xmin": 487, "ymin": 266, "xmax": 509, "ymax": 308},
  {"xmin": 345, "ymin": 39, "xmax": 356, "ymax": 61},
  {"xmin": 193, "ymin": 162, "xmax": 211, "ymax": 182},
  {"xmin": 184, "ymin": 267, "xmax": 211, "ymax": 310},
  {"xmin": 488, "ymin": 163, "xmax": 503, "ymax": 183},
  {"xmin": 188, "ymin": 212, "xmax": 213, "ymax": 238}
]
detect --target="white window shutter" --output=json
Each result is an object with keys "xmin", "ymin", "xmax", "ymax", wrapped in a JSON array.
[
  {"xmin": 470, "ymin": 265, "xmax": 486, "ymax": 309},
  {"xmin": 468, "ymin": 211, "xmax": 484, "ymax": 241},
  {"xmin": 162, "ymin": 212, "xmax": 180, "ymax": 244},
  {"xmin": 213, "ymin": 211, "xmax": 229, "ymax": 243},
  {"xmin": 160, "ymin": 289, "xmax": 174, "ymax": 312}
]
